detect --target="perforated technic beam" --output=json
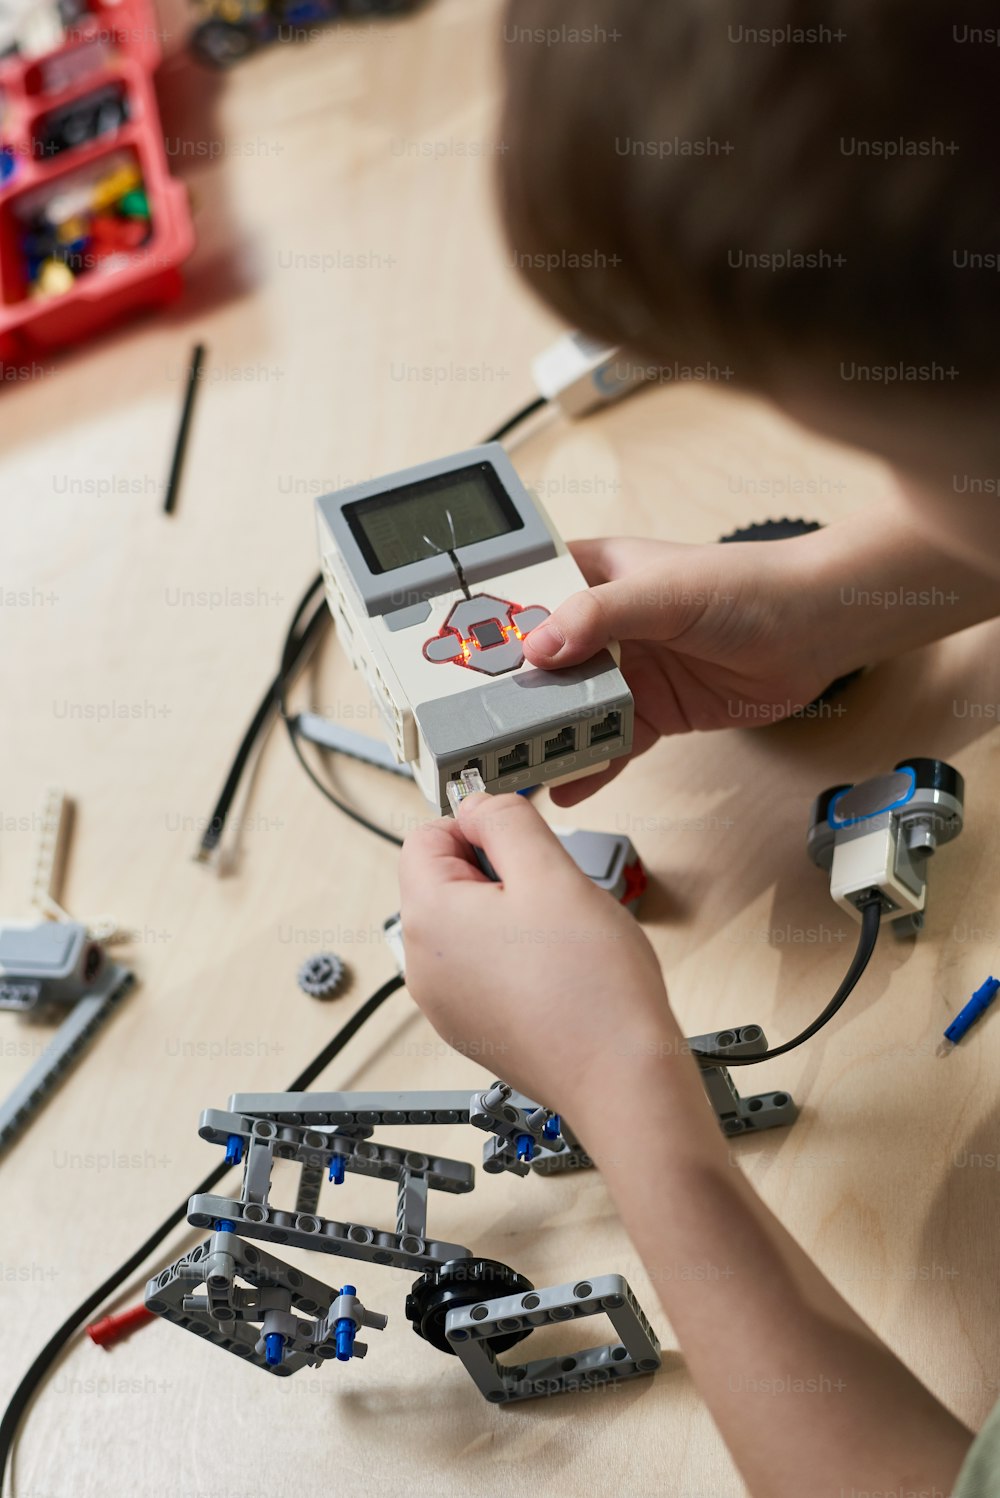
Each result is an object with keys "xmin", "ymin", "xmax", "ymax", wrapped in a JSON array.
[
  {"xmin": 145, "ymin": 1229, "xmax": 386, "ymax": 1375},
  {"xmin": 688, "ymin": 1025, "xmax": 798, "ymax": 1135},
  {"xmin": 445, "ymin": 1273, "xmax": 662, "ymax": 1403}
]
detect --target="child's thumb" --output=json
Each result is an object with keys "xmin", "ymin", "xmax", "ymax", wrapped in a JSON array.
[{"xmin": 522, "ymin": 578, "xmax": 671, "ymax": 667}]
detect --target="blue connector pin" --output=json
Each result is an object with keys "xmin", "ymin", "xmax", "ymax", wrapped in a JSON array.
[
  {"xmin": 335, "ymin": 1285, "xmax": 357, "ymax": 1361},
  {"xmin": 515, "ymin": 1133, "xmax": 534, "ymax": 1163},
  {"xmin": 264, "ymin": 1332, "xmax": 285, "ymax": 1367},
  {"xmin": 939, "ymin": 976, "xmax": 1000, "ymax": 1054},
  {"xmin": 543, "ymin": 1115, "xmax": 561, "ymax": 1141},
  {"xmin": 328, "ymin": 1153, "xmax": 346, "ymax": 1185},
  {"xmin": 224, "ymin": 1134, "xmax": 243, "ymax": 1166}
]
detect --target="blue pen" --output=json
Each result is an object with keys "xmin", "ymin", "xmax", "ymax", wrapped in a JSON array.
[{"xmin": 938, "ymin": 976, "xmax": 1000, "ymax": 1054}]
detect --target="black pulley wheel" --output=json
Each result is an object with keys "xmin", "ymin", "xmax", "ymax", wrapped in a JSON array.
[{"xmin": 405, "ymin": 1258, "xmax": 534, "ymax": 1355}]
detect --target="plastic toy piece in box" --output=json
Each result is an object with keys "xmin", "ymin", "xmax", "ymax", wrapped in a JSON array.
[
  {"xmin": 20, "ymin": 152, "xmax": 153, "ymax": 300},
  {"xmin": 33, "ymin": 80, "xmax": 129, "ymax": 158},
  {"xmin": 0, "ymin": 0, "xmax": 194, "ymax": 365},
  {"xmin": 189, "ymin": 0, "xmax": 419, "ymax": 70}
]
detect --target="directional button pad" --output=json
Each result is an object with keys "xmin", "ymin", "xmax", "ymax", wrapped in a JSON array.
[{"xmin": 422, "ymin": 594, "xmax": 551, "ymax": 676}]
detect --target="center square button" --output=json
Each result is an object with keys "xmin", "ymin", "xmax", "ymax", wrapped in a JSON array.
[{"xmin": 470, "ymin": 619, "xmax": 505, "ymax": 649}]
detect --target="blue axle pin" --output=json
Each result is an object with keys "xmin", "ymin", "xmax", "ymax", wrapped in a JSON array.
[
  {"xmin": 941, "ymin": 976, "xmax": 1000, "ymax": 1051},
  {"xmin": 335, "ymin": 1285, "xmax": 357, "ymax": 1361}
]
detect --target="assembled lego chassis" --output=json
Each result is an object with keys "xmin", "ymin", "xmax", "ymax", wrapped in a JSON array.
[
  {"xmin": 147, "ymin": 756, "xmax": 965, "ymax": 1403},
  {"xmin": 146, "ymin": 1028, "xmax": 787, "ymax": 1404}
]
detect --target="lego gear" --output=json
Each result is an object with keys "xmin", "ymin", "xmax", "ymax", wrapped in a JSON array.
[
  {"xmin": 718, "ymin": 518, "xmax": 861, "ymax": 702},
  {"xmin": 296, "ymin": 953, "xmax": 347, "ymax": 1000},
  {"xmin": 405, "ymin": 1258, "xmax": 534, "ymax": 1355},
  {"xmin": 719, "ymin": 518, "xmax": 822, "ymax": 543}
]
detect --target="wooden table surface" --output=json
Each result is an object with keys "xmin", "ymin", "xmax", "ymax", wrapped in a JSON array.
[{"xmin": 2, "ymin": 2, "xmax": 1000, "ymax": 1494}]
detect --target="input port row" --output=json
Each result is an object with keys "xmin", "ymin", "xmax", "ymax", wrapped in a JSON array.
[{"xmin": 447, "ymin": 711, "xmax": 624, "ymax": 787}]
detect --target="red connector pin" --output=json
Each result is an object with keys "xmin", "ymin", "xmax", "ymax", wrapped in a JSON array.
[{"xmin": 87, "ymin": 1304, "xmax": 156, "ymax": 1348}]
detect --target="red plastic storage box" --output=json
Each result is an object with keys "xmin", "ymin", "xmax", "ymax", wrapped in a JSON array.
[{"xmin": 0, "ymin": 0, "xmax": 195, "ymax": 367}]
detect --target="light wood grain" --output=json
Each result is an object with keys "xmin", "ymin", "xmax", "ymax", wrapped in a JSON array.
[{"xmin": 2, "ymin": 2, "xmax": 1000, "ymax": 1494}]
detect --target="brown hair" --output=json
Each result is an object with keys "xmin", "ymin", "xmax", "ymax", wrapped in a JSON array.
[{"xmin": 498, "ymin": 0, "xmax": 1000, "ymax": 420}]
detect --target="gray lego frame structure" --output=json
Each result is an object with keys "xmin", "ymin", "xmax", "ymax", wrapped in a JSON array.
[
  {"xmin": 149, "ymin": 758, "xmax": 969, "ymax": 1402},
  {"xmin": 690, "ymin": 1026, "xmax": 799, "ymax": 1135},
  {"xmin": 445, "ymin": 1273, "xmax": 661, "ymax": 1404},
  {"xmin": 147, "ymin": 1078, "xmax": 668, "ymax": 1402},
  {"xmin": 146, "ymin": 1228, "xmax": 387, "ymax": 1375},
  {"xmin": 0, "ymin": 789, "xmax": 136, "ymax": 1155},
  {"xmin": 147, "ymin": 1034, "xmax": 788, "ymax": 1403}
]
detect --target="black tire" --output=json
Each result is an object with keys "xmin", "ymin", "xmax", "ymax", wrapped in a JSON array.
[
  {"xmin": 405, "ymin": 1258, "xmax": 534, "ymax": 1356},
  {"xmin": 190, "ymin": 19, "xmax": 258, "ymax": 68},
  {"xmin": 720, "ymin": 517, "xmax": 863, "ymax": 705},
  {"xmin": 342, "ymin": 0, "xmax": 412, "ymax": 15},
  {"xmin": 894, "ymin": 757, "xmax": 965, "ymax": 803}
]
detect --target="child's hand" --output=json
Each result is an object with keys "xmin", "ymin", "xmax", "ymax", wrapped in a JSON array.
[
  {"xmin": 399, "ymin": 792, "xmax": 674, "ymax": 1112},
  {"xmin": 523, "ymin": 533, "xmax": 837, "ymax": 805},
  {"xmin": 523, "ymin": 507, "xmax": 1000, "ymax": 808}
]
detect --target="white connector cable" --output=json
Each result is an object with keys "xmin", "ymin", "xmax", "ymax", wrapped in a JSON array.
[{"xmin": 531, "ymin": 331, "xmax": 646, "ymax": 418}]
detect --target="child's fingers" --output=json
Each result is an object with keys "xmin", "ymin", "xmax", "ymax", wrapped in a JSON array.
[
  {"xmin": 522, "ymin": 568, "xmax": 703, "ymax": 668},
  {"xmin": 455, "ymin": 792, "xmax": 578, "ymax": 884},
  {"xmin": 399, "ymin": 818, "xmax": 488, "ymax": 899}
]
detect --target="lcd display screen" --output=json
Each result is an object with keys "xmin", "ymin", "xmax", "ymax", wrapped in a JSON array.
[{"xmin": 344, "ymin": 463, "xmax": 523, "ymax": 575}]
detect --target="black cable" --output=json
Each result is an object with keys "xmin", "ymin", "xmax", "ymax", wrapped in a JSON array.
[
  {"xmin": 692, "ymin": 898, "xmax": 882, "ymax": 1067},
  {"xmin": 195, "ymin": 394, "xmax": 549, "ymax": 859},
  {"xmin": 0, "ymin": 971, "xmax": 405, "ymax": 1491},
  {"xmin": 484, "ymin": 393, "xmax": 547, "ymax": 443},
  {"xmin": 277, "ymin": 575, "xmax": 405, "ymax": 848},
  {"xmin": 163, "ymin": 343, "xmax": 206, "ymax": 517},
  {"xmin": 196, "ymin": 574, "xmax": 327, "ymax": 861}
]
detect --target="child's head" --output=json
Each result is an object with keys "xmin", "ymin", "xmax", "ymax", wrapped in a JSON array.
[{"xmin": 498, "ymin": 0, "xmax": 1000, "ymax": 569}]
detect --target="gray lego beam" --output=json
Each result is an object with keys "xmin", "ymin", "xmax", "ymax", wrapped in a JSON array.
[
  {"xmin": 396, "ymin": 1171, "xmax": 429, "ymax": 1239},
  {"xmin": 188, "ymin": 1192, "xmax": 471, "ymax": 1273},
  {"xmin": 225, "ymin": 1091, "xmax": 476, "ymax": 1128},
  {"xmin": 445, "ymin": 1273, "xmax": 661, "ymax": 1404},
  {"xmin": 294, "ymin": 713, "xmax": 414, "ymax": 778},
  {"xmin": 688, "ymin": 1026, "xmax": 798, "ymax": 1136},
  {"xmin": 295, "ymin": 1160, "xmax": 325, "ymax": 1216},
  {"xmin": 199, "ymin": 1110, "xmax": 475, "ymax": 1194},
  {"xmin": 0, "ymin": 961, "xmax": 134, "ymax": 1155}
]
